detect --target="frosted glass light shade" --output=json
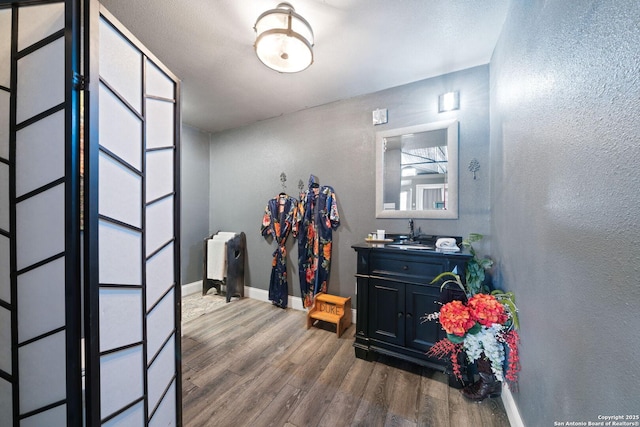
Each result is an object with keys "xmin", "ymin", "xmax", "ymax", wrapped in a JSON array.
[
  {"xmin": 254, "ymin": 3, "xmax": 314, "ymax": 73},
  {"xmin": 438, "ymin": 91, "xmax": 460, "ymax": 113}
]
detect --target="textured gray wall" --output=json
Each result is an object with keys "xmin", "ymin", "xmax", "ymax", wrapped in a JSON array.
[
  {"xmin": 209, "ymin": 65, "xmax": 491, "ymax": 304},
  {"xmin": 180, "ymin": 125, "xmax": 211, "ymax": 284},
  {"xmin": 490, "ymin": 1, "xmax": 640, "ymax": 424}
]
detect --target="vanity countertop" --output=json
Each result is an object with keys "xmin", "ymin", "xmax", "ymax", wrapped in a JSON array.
[{"xmin": 352, "ymin": 241, "xmax": 472, "ymax": 258}]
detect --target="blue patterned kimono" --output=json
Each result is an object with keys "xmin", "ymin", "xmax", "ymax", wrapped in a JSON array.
[
  {"xmin": 296, "ymin": 175, "xmax": 340, "ymax": 308},
  {"xmin": 261, "ymin": 194, "xmax": 298, "ymax": 308}
]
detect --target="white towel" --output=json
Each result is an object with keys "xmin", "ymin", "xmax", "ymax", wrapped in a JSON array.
[
  {"xmin": 206, "ymin": 232, "xmax": 237, "ymax": 280},
  {"xmin": 436, "ymin": 237, "xmax": 459, "ymax": 252},
  {"xmin": 214, "ymin": 232, "xmax": 237, "ymax": 241}
]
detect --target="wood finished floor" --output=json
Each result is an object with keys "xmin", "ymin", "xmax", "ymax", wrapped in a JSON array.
[{"xmin": 181, "ymin": 296, "xmax": 511, "ymax": 427}]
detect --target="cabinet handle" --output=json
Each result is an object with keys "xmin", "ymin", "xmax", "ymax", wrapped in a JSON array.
[
  {"xmin": 398, "ymin": 311, "xmax": 403, "ymax": 318},
  {"xmin": 406, "ymin": 312, "xmax": 413, "ymax": 318}
]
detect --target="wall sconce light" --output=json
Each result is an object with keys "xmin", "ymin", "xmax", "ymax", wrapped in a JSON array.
[
  {"xmin": 254, "ymin": 3, "xmax": 314, "ymax": 73},
  {"xmin": 438, "ymin": 91, "xmax": 460, "ymax": 113},
  {"xmin": 372, "ymin": 108, "xmax": 388, "ymax": 125}
]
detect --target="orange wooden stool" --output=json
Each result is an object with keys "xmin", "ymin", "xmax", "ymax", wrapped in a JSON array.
[{"xmin": 306, "ymin": 293, "xmax": 352, "ymax": 338}]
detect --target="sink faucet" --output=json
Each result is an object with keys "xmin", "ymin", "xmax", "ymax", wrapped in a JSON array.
[{"xmin": 409, "ymin": 219, "xmax": 415, "ymax": 241}]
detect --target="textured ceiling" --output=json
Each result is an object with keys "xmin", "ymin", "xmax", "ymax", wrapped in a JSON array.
[{"xmin": 99, "ymin": 0, "xmax": 510, "ymax": 134}]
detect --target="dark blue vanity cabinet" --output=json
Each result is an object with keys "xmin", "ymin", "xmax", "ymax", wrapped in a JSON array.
[{"xmin": 352, "ymin": 243, "xmax": 472, "ymax": 386}]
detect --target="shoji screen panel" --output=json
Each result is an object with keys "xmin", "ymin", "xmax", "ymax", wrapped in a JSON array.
[
  {"xmin": 0, "ymin": 6, "xmax": 11, "ymax": 423},
  {"xmin": 84, "ymin": 5, "xmax": 181, "ymax": 426},
  {"xmin": 0, "ymin": 1, "xmax": 82, "ymax": 426}
]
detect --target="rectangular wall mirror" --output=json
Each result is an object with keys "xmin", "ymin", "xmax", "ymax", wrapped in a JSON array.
[{"xmin": 375, "ymin": 119, "xmax": 459, "ymax": 219}]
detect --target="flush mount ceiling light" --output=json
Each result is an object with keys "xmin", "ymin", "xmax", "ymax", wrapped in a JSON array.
[{"xmin": 254, "ymin": 2, "xmax": 314, "ymax": 73}]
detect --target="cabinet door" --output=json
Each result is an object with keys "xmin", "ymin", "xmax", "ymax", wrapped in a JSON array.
[
  {"xmin": 368, "ymin": 279, "xmax": 405, "ymax": 346},
  {"xmin": 405, "ymin": 284, "xmax": 444, "ymax": 352}
]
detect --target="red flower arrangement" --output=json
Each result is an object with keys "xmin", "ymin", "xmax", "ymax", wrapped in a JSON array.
[
  {"xmin": 424, "ymin": 234, "xmax": 521, "ymax": 400},
  {"xmin": 425, "ymin": 277, "xmax": 520, "ymax": 389}
]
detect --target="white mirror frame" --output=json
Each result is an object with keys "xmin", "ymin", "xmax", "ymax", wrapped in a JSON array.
[{"xmin": 375, "ymin": 119, "xmax": 459, "ymax": 219}]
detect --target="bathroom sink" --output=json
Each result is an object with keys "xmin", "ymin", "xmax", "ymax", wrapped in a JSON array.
[{"xmin": 386, "ymin": 243, "xmax": 435, "ymax": 250}]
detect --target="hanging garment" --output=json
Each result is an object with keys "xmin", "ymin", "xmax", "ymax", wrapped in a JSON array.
[
  {"xmin": 296, "ymin": 175, "xmax": 340, "ymax": 308},
  {"xmin": 261, "ymin": 193, "xmax": 298, "ymax": 308}
]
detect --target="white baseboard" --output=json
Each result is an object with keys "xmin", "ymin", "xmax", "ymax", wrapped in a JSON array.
[
  {"xmin": 502, "ymin": 384, "xmax": 524, "ymax": 427},
  {"xmin": 181, "ymin": 281, "xmax": 202, "ymax": 296},
  {"xmin": 244, "ymin": 286, "xmax": 306, "ymax": 311},
  {"xmin": 181, "ymin": 281, "xmax": 357, "ymax": 323}
]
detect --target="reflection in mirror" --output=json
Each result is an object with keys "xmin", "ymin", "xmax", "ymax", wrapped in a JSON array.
[{"xmin": 376, "ymin": 119, "xmax": 458, "ymax": 219}]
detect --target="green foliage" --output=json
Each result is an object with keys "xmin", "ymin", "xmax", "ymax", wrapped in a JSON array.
[
  {"xmin": 491, "ymin": 290, "xmax": 520, "ymax": 330},
  {"xmin": 462, "ymin": 233, "xmax": 485, "ymax": 247},
  {"xmin": 430, "ymin": 234, "xmax": 494, "ymax": 296},
  {"xmin": 430, "ymin": 271, "xmax": 465, "ymax": 293},
  {"xmin": 462, "ymin": 233, "xmax": 493, "ymax": 295},
  {"xmin": 446, "ymin": 333, "xmax": 465, "ymax": 344},
  {"xmin": 466, "ymin": 322, "xmax": 482, "ymax": 335}
]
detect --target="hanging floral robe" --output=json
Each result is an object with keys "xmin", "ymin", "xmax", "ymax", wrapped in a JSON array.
[
  {"xmin": 261, "ymin": 194, "xmax": 298, "ymax": 308},
  {"xmin": 296, "ymin": 176, "xmax": 340, "ymax": 308}
]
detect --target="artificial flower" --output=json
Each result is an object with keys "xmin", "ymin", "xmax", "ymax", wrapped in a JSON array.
[
  {"xmin": 439, "ymin": 300, "xmax": 476, "ymax": 337},
  {"xmin": 428, "ymin": 339, "xmax": 464, "ymax": 380},
  {"xmin": 467, "ymin": 293, "xmax": 508, "ymax": 326},
  {"xmin": 463, "ymin": 323, "xmax": 506, "ymax": 381},
  {"xmin": 502, "ymin": 329, "xmax": 521, "ymax": 387},
  {"xmin": 426, "ymin": 287, "xmax": 520, "ymax": 387},
  {"xmin": 425, "ymin": 235, "xmax": 520, "ymax": 389}
]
